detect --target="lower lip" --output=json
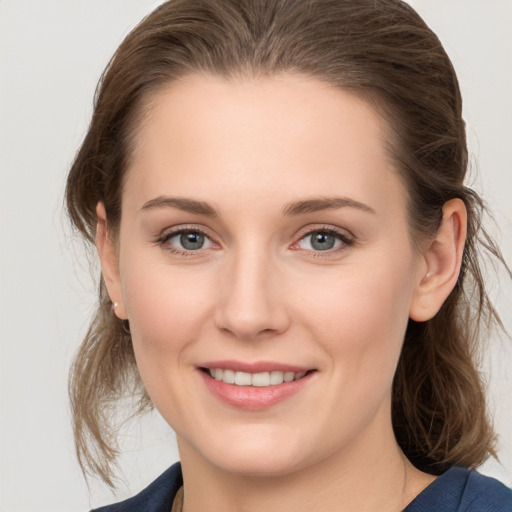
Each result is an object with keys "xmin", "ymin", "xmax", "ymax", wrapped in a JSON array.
[{"xmin": 199, "ymin": 371, "xmax": 314, "ymax": 411}]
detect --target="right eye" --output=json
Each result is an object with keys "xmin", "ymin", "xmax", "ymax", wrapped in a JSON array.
[
  {"xmin": 160, "ymin": 229, "xmax": 214, "ymax": 253},
  {"xmin": 297, "ymin": 230, "xmax": 343, "ymax": 251}
]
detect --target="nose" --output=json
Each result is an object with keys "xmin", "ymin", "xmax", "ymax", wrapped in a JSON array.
[{"xmin": 214, "ymin": 248, "xmax": 290, "ymax": 341}]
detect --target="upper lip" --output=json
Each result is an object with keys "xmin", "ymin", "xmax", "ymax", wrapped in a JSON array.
[{"xmin": 198, "ymin": 360, "xmax": 313, "ymax": 373}]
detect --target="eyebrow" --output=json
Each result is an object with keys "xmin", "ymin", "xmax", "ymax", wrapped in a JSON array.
[
  {"xmin": 141, "ymin": 196, "xmax": 218, "ymax": 217},
  {"xmin": 282, "ymin": 197, "xmax": 376, "ymax": 216},
  {"xmin": 140, "ymin": 195, "xmax": 375, "ymax": 217}
]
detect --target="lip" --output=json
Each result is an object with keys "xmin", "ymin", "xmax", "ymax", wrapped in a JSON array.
[
  {"xmin": 199, "ymin": 360, "xmax": 311, "ymax": 373},
  {"xmin": 197, "ymin": 361, "xmax": 316, "ymax": 411}
]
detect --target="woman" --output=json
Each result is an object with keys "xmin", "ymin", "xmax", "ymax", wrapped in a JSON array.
[{"xmin": 65, "ymin": 0, "xmax": 512, "ymax": 510}]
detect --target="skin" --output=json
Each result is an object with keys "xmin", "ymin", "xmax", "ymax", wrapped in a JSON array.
[{"xmin": 97, "ymin": 74, "xmax": 467, "ymax": 511}]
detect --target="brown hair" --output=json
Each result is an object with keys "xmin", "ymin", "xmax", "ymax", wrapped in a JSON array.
[{"xmin": 66, "ymin": 0, "xmax": 509, "ymax": 486}]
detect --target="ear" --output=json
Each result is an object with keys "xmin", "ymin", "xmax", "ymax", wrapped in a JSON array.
[
  {"xmin": 96, "ymin": 202, "xmax": 128, "ymax": 320},
  {"xmin": 409, "ymin": 198, "xmax": 467, "ymax": 322}
]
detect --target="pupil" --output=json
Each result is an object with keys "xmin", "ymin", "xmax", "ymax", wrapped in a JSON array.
[
  {"xmin": 311, "ymin": 232, "xmax": 335, "ymax": 251},
  {"xmin": 180, "ymin": 231, "xmax": 204, "ymax": 250}
]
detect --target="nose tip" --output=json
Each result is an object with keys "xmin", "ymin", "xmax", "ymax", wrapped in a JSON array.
[
  {"xmin": 214, "ymin": 258, "xmax": 290, "ymax": 341},
  {"xmin": 217, "ymin": 308, "xmax": 286, "ymax": 341}
]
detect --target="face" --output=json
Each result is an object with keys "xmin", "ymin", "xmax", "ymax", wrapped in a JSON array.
[{"xmin": 103, "ymin": 74, "xmax": 429, "ymax": 477}]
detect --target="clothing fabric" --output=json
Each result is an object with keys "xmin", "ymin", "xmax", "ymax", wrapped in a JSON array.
[
  {"xmin": 403, "ymin": 466, "xmax": 512, "ymax": 511},
  {"xmin": 91, "ymin": 462, "xmax": 512, "ymax": 512}
]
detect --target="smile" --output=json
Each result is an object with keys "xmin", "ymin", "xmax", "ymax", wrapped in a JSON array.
[
  {"xmin": 199, "ymin": 363, "xmax": 316, "ymax": 410},
  {"xmin": 207, "ymin": 368, "xmax": 308, "ymax": 387}
]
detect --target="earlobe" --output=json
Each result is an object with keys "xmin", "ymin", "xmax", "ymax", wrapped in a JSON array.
[
  {"xmin": 96, "ymin": 202, "xmax": 128, "ymax": 320},
  {"xmin": 409, "ymin": 198, "xmax": 467, "ymax": 322}
]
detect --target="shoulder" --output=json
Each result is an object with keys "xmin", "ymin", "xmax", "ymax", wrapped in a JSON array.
[
  {"xmin": 91, "ymin": 462, "xmax": 183, "ymax": 512},
  {"xmin": 405, "ymin": 466, "xmax": 512, "ymax": 512},
  {"xmin": 460, "ymin": 469, "xmax": 512, "ymax": 511}
]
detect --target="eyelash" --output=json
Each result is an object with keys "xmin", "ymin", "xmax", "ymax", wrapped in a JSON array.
[
  {"xmin": 291, "ymin": 226, "xmax": 354, "ymax": 257},
  {"xmin": 157, "ymin": 225, "xmax": 354, "ymax": 257},
  {"xmin": 157, "ymin": 225, "xmax": 217, "ymax": 257}
]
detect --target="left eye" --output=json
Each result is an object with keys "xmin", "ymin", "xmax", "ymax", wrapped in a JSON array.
[
  {"xmin": 296, "ymin": 230, "xmax": 346, "ymax": 251},
  {"xmin": 165, "ymin": 230, "xmax": 213, "ymax": 251}
]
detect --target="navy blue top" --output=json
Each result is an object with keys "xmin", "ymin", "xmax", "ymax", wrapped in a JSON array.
[
  {"xmin": 404, "ymin": 466, "xmax": 512, "ymax": 511},
  {"xmin": 92, "ymin": 462, "xmax": 512, "ymax": 511}
]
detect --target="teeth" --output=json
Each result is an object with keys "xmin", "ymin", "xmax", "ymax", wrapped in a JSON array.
[
  {"xmin": 283, "ymin": 371, "xmax": 295, "ymax": 382},
  {"xmin": 207, "ymin": 368, "xmax": 308, "ymax": 387},
  {"xmin": 270, "ymin": 371, "xmax": 284, "ymax": 385},
  {"xmin": 251, "ymin": 372, "xmax": 271, "ymax": 387},
  {"xmin": 235, "ymin": 371, "xmax": 252, "ymax": 386},
  {"xmin": 223, "ymin": 369, "xmax": 235, "ymax": 384}
]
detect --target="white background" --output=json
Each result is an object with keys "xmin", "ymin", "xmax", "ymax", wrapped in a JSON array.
[{"xmin": 1, "ymin": 1, "xmax": 511, "ymax": 510}]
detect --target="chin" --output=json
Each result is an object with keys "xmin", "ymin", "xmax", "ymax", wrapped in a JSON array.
[
  {"xmin": 196, "ymin": 431, "xmax": 324, "ymax": 478},
  {"xmin": 212, "ymin": 452, "xmax": 305, "ymax": 478}
]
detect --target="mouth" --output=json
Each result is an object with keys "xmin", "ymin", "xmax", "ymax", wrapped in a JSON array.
[
  {"xmin": 201, "ymin": 367, "xmax": 313, "ymax": 387},
  {"xmin": 198, "ymin": 363, "xmax": 316, "ymax": 410}
]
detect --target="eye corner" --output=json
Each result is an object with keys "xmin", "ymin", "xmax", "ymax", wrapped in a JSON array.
[
  {"xmin": 291, "ymin": 225, "xmax": 355, "ymax": 256},
  {"xmin": 156, "ymin": 224, "xmax": 220, "ymax": 256}
]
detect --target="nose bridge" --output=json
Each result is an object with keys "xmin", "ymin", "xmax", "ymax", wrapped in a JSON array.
[{"xmin": 215, "ymin": 242, "xmax": 289, "ymax": 340}]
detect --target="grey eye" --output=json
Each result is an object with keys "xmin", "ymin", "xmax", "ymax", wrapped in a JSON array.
[
  {"xmin": 310, "ymin": 232, "xmax": 337, "ymax": 250},
  {"xmin": 165, "ymin": 230, "xmax": 213, "ymax": 251},
  {"xmin": 297, "ymin": 231, "xmax": 344, "ymax": 251},
  {"xmin": 179, "ymin": 231, "xmax": 206, "ymax": 250}
]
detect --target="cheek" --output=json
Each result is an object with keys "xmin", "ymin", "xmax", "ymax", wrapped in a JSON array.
[
  {"xmin": 298, "ymin": 259, "xmax": 416, "ymax": 377},
  {"xmin": 118, "ymin": 259, "xmax": 216, "ymax": 416},
  {"xmin": 120, "ymin": 256, "xmax": 214, "ymax": 359}
]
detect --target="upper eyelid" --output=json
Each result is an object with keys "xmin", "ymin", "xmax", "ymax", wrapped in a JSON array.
[
  {"xmin": 294, "ymin": 224, "xmax": 354, "ymax": 241},
  {"xmin": 159, "ymin": 224, "xmax": 215, "ymax": 240},
  {"xmin": 157, "ymin": 225, "xmax": 218, "ymax": 250},
  {"xmin": 291, "ymin": 226, "xmax": 356, "ymax": 256},
  {"xmin": 156, "ymin": 223, "xmax": 354, "ymax": 249},
  {"xmin": 158, "ymin": 226, "xmax": 218, "ymax": 256}
]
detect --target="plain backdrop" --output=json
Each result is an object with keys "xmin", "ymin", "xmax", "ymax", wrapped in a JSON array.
[{"xmin": 1, "ymin": 1, "xmax": 511, "ymax": 511}]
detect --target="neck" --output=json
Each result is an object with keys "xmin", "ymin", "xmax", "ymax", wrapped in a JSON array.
[{"xmin": 177, "ymin": 414, "xmax": 435, "ymax": 512}]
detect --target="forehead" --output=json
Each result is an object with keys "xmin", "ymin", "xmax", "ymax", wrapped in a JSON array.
[{"xmin": 124, "ymin": 73, "xmax": 406, "ymax": 217}]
